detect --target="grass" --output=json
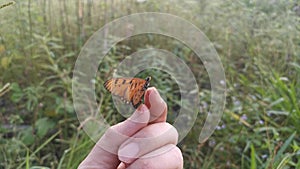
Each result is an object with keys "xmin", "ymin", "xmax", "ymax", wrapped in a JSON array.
[{"xmin": 1, "ymin": 0, "xmax": 300, "ymax": 168}]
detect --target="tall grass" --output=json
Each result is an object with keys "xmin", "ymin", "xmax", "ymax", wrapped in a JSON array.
[{"xmin": 0, "ymin": 0, "xmax": 299, "ymax": 168}]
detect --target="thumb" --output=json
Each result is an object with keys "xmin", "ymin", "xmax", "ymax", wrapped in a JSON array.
[{"xmin": 78, "ymin": 104, "xmax": 150, "ymax": 169}]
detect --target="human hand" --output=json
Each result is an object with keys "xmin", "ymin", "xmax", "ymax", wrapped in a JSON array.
[{"xmin": 78, "ymin": 87, "xmax": 183, "ymax": 169}]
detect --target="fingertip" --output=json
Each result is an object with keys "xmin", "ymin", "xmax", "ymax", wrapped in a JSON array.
[
  {"xmin": 144, "ymin": 87, "xmax": 154, "ymax": 108},
  {"xmin": 117, "ymin": 162, "xmax": 127, "ymax": 169},
  {"xmin": 118, "ymin": 142, "xmax": 139, "ymax": 163},
  {"xmin": 130, "ymin": 104, "xmax": 150, "ymax": 124},
  {"xmin": 146, "ymin": 88, "xmax": 167, "ymax": 122},
  {"xmin": 145, "ymin": 87, "xmax": 164, "ymax": 106},
  {"xmin": 112, "ymin": 104, "xmax": 150, "ymax": 137}
]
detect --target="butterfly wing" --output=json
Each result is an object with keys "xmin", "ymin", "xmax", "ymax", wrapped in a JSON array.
[
  {"xmin": 104, "ymin": 78, "xmax": 133, "ymax": 103},
  {"xmin": 131, "ymin": 89, "xmax": 145, "ymax": 108},
  {"xmin": 104, "ymin": 77, "xmax": 151, "ymax": 108}
]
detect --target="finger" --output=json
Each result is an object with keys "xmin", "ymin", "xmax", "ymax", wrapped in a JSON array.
[
  {"xmin": 112, "ymin": 104, "xmax": 150, "ymax": 136},
  {"xmin": 127, "ymin": 144, "xmax": 183, "ymax": 169},
  {"xmin": 117, "ymin": 162, "xmax": 126, "ymax": 169},
  {"xmin": 78, "ymin": 105, "xmax": 150, "ymax": 169},
  {"xmin": 118, "ymin": 122, "xmax": 178, "ymax": 164},
  {"xmin": 144, "ymin": 87, "xmax": 168, "ymax": 123}
]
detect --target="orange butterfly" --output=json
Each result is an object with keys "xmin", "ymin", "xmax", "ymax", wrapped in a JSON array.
[{"xmin": 104, "ymin": 76, "xmax": 151, "ymax": 108}]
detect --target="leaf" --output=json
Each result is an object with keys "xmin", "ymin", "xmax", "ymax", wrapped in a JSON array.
[
  {"xmin": 1, "ymin": 56, "xmax": 11, "ymax": 69},
  {"xmin": 35, "ymin": 117, "xmax": 56, "ymax": 138},
  {"xmin": 250, "ymin": 144, "xmax": 257, "ymax": 169},
  {"xmin": 20, "ymin": 126, "xmax": 35, "ymax": 145},
  {"xmin": 0, "ymin": 45, "xmax": 5, "ymax": 53},
  {"xmin": 274, "ymin": 132, "xmax": 296, "ymax": 165},
  {"xmin": 10, "ymin": 83, "xmax": 24, "ymax": 103},
  {"xmin": 10, "ymin": 82, "xmax": 22, "ymax": 92}
]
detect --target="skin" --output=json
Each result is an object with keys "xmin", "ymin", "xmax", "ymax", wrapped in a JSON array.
[{"xmin": 78, "ymin": 87, "xmax": 183, "ymax": 169}]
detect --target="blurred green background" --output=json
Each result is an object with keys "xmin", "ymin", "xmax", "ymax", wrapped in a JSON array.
[{"xmin": 0, "ymin": 0, "xmax": 299, "ymax": 168}]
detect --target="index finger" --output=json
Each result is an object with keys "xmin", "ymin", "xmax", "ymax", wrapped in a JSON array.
[{"xmin": 144, "ymin": 87, "xmax": 167, "ymax": 123}]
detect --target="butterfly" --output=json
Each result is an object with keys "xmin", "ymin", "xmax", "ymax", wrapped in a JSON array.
[{"xmin": 103, "ymin": 76, "xmax": 151, "ymax": 109}]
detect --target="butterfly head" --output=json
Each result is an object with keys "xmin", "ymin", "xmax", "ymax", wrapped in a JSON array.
[{"xmin": 143, "ymin": 76, "xmax": 151, "ymax": 89}]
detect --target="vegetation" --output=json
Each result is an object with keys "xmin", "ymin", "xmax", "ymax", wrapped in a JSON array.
[{"xmin": 0, "ymin": 0, "xmax": 299, "ymax": 168}]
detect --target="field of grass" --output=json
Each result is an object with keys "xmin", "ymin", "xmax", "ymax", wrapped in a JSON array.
[{"xmin": 0, "ymin": 0, "xmax": 299, "ymax": 168}]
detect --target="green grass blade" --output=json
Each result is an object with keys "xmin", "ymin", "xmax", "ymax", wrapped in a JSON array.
[
  {"xmin": 251, "ymin": 144, "xmax": 257, "ymax": 169},
  {"xmin": 17, "ymin": 131, "xmax": 61, "ymax": 169},
  {"xmin": 274, "ymin": 132, "xmax": 296, "ymax": 165}
]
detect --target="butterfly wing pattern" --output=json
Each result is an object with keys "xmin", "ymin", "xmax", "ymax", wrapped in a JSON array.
[{"xmin": 104, "ymin": 76, "xmax": 151, "ymax": 108}]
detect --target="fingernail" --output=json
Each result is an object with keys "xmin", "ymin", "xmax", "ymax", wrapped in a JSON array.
[
  {"xmin": 117, "ymin": 162, "xmax": 126, "ymax": 169},
  {"xmin": 119, "ymin": 142, "xmax": 139, "ymax": 163}
]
